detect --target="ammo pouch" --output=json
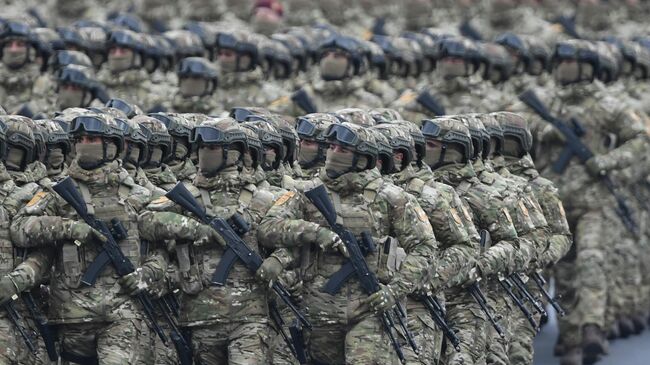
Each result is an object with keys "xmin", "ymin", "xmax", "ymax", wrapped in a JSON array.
[
  {"xmin": 374, "ymin": 236, "xmax": 406, "ymax": 284},
  {"xmin": 61, "ymin": 243, "xmax": 84, "ymax": 288},
  {"xmin": 176, "ymin": 243, "xmax": 203, "ymax": 295}
]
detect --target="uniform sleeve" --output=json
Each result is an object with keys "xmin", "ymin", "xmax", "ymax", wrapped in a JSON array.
[
  {"xmin": 533, "ymin": 179, "xmax": 573, "ymax": 265},
  {"xmin": 257, "ymin": 191, "xmax": 323, "ymax": 249},
  {"xmin": 10, "ymin": 191, "xmax": 77, "ymax": 248},
  {"xmin": 7, "ymin": 247, "xmax": 55, "ymax": 292},
  {"xmin": 138, "ymin": 210, "xmax": 204, "ymax": 242},
  {"xmin": 596, "ymin": 97, "xmax": 647, "ymax": 171},
  {"xmin": 420, "ymin": 186, "xmax": 477, "ymax": 289},
  {"xmin": 383, "ymin": 187, "xmax": 438, "ymax": 297}
]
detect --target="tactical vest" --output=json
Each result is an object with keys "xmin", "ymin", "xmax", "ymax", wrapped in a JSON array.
[
  {"xmin": 302, "ymin": 180, "xmax": 395, "ymax": 289},
  {"xmin": 176, "ymin": 182, "xmax": 269, "ymax": 325}
]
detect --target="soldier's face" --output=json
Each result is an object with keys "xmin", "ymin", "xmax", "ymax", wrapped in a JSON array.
[
  {"xmin": 179, "ymin": 77, "xmax": 209, "ymax": 97},
  {"xmin": 218, "ymin": 49, "xmax": 238, "ymax": 72},
  {"xmin": 2, "ymin": 39, "xmax": 29, "ymax": 68},
  {"xmin": 319, "ymin": 51, "xmax": 349, "ymax": 80},
  {"xmin": 298, "ymin": 139, "xmax": 320, "ymax": 165},
  {"xmin": 107, "ymin": 47, "xmax": 134, "ymax": 72},
  {"xmin": 58, "ymin": 84, "xmax": 86, "ymax": 109},
  {"xmin": 554, "ymin": 60, "xmax": 580, "ymax": 84},
  {"xmin": 438, "ymin": 57, "xmax": 470, "ymax": 79}
]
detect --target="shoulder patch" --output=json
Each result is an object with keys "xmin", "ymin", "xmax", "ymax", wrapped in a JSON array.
[
  {"xmin": 518, "ymin": 201, "xmax": 530, "ymax": 218},
  {"xmin": 269, "ymin": 95, "xmax": 291, "ymax": 109},
  {"xmin": 461, "ymin": 204, "xmax": 473, "ymax": 222},
  {"xmin": 27, "ymin": 191, "xmax": 48, "ymax": 207},
  {"xmin": 502, "ymin": 208, "xmax": 514, "ymax": 225},
  {"xmin": 450, "ymin": 208, "xmax": 463, "ymax": 225},
  {"xmin": 396, "ymin": 90, "xmax": 417, "ymax": 105},
  {"xmin": 274, "ymin": 191, "xmax": 296, "ymax": 206},
  {"xmin": 415, "ymin": 205, "xmax": 428, "ymax": 223},
  {"xmin": 152, "ymin": 196, "xmax": 170, "ymax": 205}
]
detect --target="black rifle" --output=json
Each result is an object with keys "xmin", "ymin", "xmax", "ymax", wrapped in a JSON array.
[
  {"xmin": 421, "ymin": 294, "xmax": 461, "ymax": 351},
  {"xmin": 52, "ymin": 177, "xmax": 168, "ymax": 346},
  {"xmin": 553, "ymin": 14, "xmax": 581, "ymax": 39},
  {"xmin": 499, "ymin": 277, "xmax": 538, "ymax": 331},
  {"xmin": 305, "ymin": 184, "xmax": 411, "ymax": 363},
  {"xmin": 165, "ymin": 182, "xmax": 311, "ymax": 330},
  {"xmin": 269, "ymin": 301, "xmax": 306, "ymax": 364},
  {"xmin": 4, "ymin": 301, "xmax": 36, "ymax": 354},
  {"xmin": 459, "ymin": 20, "xmax": 483, "ymax": 41},
  {"xmin": 519, "ymin": 90, "xmax": 639, "ymax": 237},
  {"xmin": 509, "ymin": 273, "xmax": 548, "ymax": 321},
  {"xmin": 289, "ymin": 319, "xmax": 308, "ymax": 365},
  {"xmin": 291, "ymin": 89, "xmax": 318, "ymax": 114},
  {"xmin": 158, "ymin": 296, "xmax": 192, "ymax": 365},
  {"xmin": 22, "ymin": 291, "xmax": 58, "ymax": 361},
  {"xmin": 416, "ymin": 91, "xmax": 446, "ymax": 117},
  {"xmin": 468, "ymin": 230, "xmax": 505, "ymax": 338},
  {"xmin": 531, "ymin": 271, "xmax": 566, "ymax": 317}
]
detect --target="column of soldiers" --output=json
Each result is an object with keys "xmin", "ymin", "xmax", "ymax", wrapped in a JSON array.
[{"xmin": 0, "ymin": 1, "xmax": 649, "ymax": 365}]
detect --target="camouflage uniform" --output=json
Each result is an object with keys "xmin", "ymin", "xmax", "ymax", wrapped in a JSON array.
[
  {"xmin": 138, "ymin": 118, "xmax": 282, "ymax": 365},
  {"xmin": 535, "ymin": 80, "xmax": 646, "ymax": 361},
  {"xmin": 0, "ymin": 118, "xmax": 55, "ymax": 364},
  {"xmin": 9, "ymin": 113, "xmax": 162, "ymax": 365},
  {"xmin": 375, "ymin": 121, "xmax": 483, "ymax": 365},
  {"xmin": 258, "ymin": 122, "xmax": 437, "ymax": 364},
  {"xmin": 0, "ymin": 62, "xmax": 51, "ymax": 114},
  {"xmin": 97, "ymin": 68, "xmax": 164, "ymax": 113}
]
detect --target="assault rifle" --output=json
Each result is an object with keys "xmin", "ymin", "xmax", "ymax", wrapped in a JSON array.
[
  {"xmin": 164, "ymin": 182, "xmax": 311, "ymax": 331},
  {"xmin": 519, "ymin": 89, "xmax": 639, "ymax": 237},
  {"xmin": 53, "ymin": 177, "xmax": 168, "ymax": 345},
  {"xmin": 305, "ymin": 184, "xmax": 416, "ymax": 363}
]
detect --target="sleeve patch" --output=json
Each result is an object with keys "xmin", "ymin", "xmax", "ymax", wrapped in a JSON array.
[
  {"xmin": 450, "ymin": 208, "xmax": 463, "ymax": 225},
  {"xmin": 152, "ymin": 196, "xmax": 170, "ymax": 205},
  {"xmin": 26, "ymin": 191, "xmax": 48, "ymax": 207},
  {"xmin": 274, "ymin": 191, "xmax": 296, "ymax": 206}
]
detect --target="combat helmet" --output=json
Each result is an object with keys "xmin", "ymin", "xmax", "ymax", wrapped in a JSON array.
[
  {"xmin": 490, "ymin": 112, "xmax": 532, "ymax": 159},
  {"xmin": 323, "ymin": 121, "xmax": 378, "ymax": 177},
  {"xmin": 295, "ymin": 113, "xmax": 340, "ymax": 169},
  {"xmin": 133, "ymin": 115, "xmax": 173, "ymax": 168},
  {"xmin": 68, "ymin": 112, "xmax": 125, "ymax": 168},
  {"xmin": 420, "ymin": 117, "xmax": 473, "ymax": 169}
]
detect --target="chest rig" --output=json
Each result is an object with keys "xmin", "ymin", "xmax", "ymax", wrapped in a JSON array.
[
  {"xmin": 177, "ymin": 183, "xmax": 259, "ymax": 294},
  {"xmin": 59, "ymin": 178, "xmax": 140, "ymax": 288},
  {"xmin": 303, "ymin": 180, "xmax": 396, "ymax": 287}
]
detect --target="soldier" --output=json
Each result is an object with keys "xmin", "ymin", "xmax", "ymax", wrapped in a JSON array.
[
  {"xmin": 35, "ymin": 119, "xmax": 71, "ymax": 182},
  {"xmin": 168, "ymin": 57, "xmax": 221, "ymax": 114},
  {"xmin": 268, "ymin": 34, "xmax": 382, "ymax": 116},
  {"xmin": 373, "ymin": 120, "xmax": 485, "ymax": 365},
  {"xmin": 258, "ymin": 121, "xmax": 438, "ymax": 364},
  {"xmin": 133, "ymin": 115, "xmax": 178, "ymax": 194},
  {"xmin": 214, "ymin": 30, "xmax": 289, "ymax": 113},
  {"xmin": 10, "ymin": 112, "xmax": 163, "ymax": 364},
  {"xmin": 148, "ymin": 113, "xmax": 198, "ymax": 184},
  {"xmin": 527, "ymin": 39, "xmax": 647, "ymax": 365},
  {"xmin": 98, "ymin": 29, "xmax": 163, "ymax": 112},
  {"xmin": 421, "ymin": 116, "xmax": 530, "ymax": 365},
  {"xmin": 0, "ymin": 19, "xmax": 51, "ymax": 114},
  {"xmin": 0, "ymin": 117, "xmax": 57, "ymax": 365},
  {"xmin": 52, "ymin": 64, "xmax": 109, "ymax": 112},
  {"xmin": 137, "ymin": 117, "xmax": 288, "ymax": 365}
]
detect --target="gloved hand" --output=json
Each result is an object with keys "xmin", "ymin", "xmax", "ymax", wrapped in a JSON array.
[
  {"xmin": 193, "ymin": 224, "xmax": 226, "ymax": 247},
  {"xmin": 256, "ymin": 256, "xmax": 284, "ymax": 286},
  {"xmin": 585, "ymin": 155, "xmax": 609, "ymax": 177},
  {"xmin": 0, "ymin": 275, "xmax": 19, "ymax": 306},
  {"xmin": 460, "ymin": 266, "xmax": 481, "ymax": 288},
  {"xmin": 119, "ymin": 267, "xmax": 155, "ymax": 296},
  {"xmin": 67, "ymin": 221, "xmax": 107, "ymax": 246},
  {"xmin": 364, "ymin": 283, "xmax": 398, "ymax": 314},
  {"xmin": 316, "ymin": 227, "xmax": 348, "ymax": 258},
  {"xmin": 278, "ymin": 270, "xmax": 303, "ymax": 302}
]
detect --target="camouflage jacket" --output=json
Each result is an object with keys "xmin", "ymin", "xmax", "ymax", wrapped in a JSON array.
[
  {"xmin": 138, "ymin": 165, "xmax": 282, "ymax": 326},
  {"xmin": 258, "ymin": 168, "xmax": 438, "ymax": 322},
  {"xmin": 98, "ymin": 68, "xmax": 165, "ymax": 112},
  {"xmin": 433, "ymin": 161, "xmax": 520, "ymax": 277},
  {"xmin": 394, "ymin": 164, "xmax": 479, "ymax": 289},
  {"xmin": 503, "ymin": 154, "xmax": 573, "ymax": 267},
  {"xmin": 168, "ymin": 160, "xmax": 197, "ymax": 184},
  {"xmin": 0, "ymin": 63, "xmax": 52, "ymax": 113},
  {"xmin": 10, "ymin": 160, "xmax": 159, "ymax": 324}
]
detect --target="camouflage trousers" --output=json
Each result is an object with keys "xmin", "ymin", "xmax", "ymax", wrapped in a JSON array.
[
  {"xmin": 484, "ymin": 280, "xmax": 514, "ymax": 365},
  {"xmin": 403, "ymin": 297, "xmax": 442, "ymax": 365},
  {"xmin": 507, "ymin": 277, "xmax": 542, "ymax": 365},
  {"xmin": 190, "ymin": 321, "xmax": 270, "ymax": 365},
  {"xmin": 268, "ymin": 305, "xmax": 301, "ymax": 365},
  {"xmin": 0, "ymin": 314, "xmax": 54, "ymax": 365},
  {"xmin": 59, "ymin": 319, "xmax": 151, "ymax": 365},
  {"xmin": 304, "ymin": 284, "xmax": 400, "ymax": 365},
  {"xmin": 153, "ymin": 321, "xmax": 178, "ymax": 365},
  {"xmin": 442, "ymin": 288, "xmax": 488, "ymax": 365},
  {"xmin": 556, "ymin": 208, "xmax": 608, "ymax": 349}
]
